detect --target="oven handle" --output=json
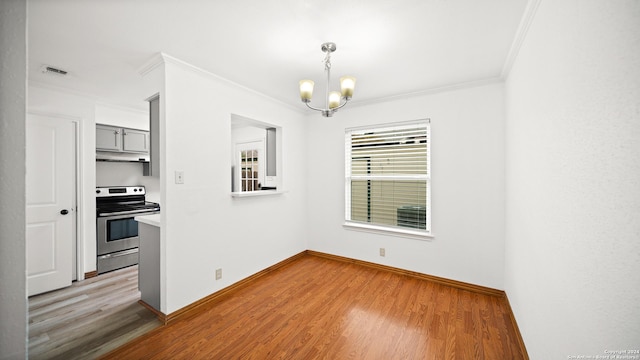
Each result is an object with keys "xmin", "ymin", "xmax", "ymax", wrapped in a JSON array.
[
  {"xmin": 98, "ymin": 248, "xmax": 139, "ymax": 259},
  {"xmin": 98, "ymin": 209, "xmax": 160, "ymax": 217}
]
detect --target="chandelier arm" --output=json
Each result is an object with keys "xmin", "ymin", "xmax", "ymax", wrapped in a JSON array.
[
  {"xmin": 335, "ymin": 98, "xmax": 350, "ymax": 111},
  {"xmin": 304, "ymin": 102, "xmax": 324, "ymax": 112},
  {"xmin": 304, "ymin": 95, "xmax": 350, "ymax": 114}
]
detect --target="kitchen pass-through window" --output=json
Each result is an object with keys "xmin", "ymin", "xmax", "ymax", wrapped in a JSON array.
[{"xmin": 231, "ymin": 114, "xmax": 281, "ymax": 196}]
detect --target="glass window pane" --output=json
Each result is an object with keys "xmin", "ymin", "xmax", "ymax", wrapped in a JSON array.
[{"xmin": 351, "ymin": 180, "xmax": 427, "ymax": 229}]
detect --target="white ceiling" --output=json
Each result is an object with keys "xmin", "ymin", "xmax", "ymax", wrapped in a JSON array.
[{"xmin": 28, "ymin": 0, "xmax": 528, "ymax": 111}]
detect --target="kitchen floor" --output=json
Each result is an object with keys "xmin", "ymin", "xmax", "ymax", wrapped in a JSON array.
[{"xmin": 28, "ymin": 265, "xmax": 162, "ymax": 360}]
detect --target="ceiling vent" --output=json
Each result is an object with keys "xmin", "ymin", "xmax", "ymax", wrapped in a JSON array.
[{"xmin": 41, "ymin": 65, "xmax": 68, "ymax": 76}]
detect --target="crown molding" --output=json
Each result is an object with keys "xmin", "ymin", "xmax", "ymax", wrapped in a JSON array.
[
  {"xmin": 138, "ymin": 37, "xmax": 526, "ymax": 115},
  {"xmin": 347, "ymin": 77, "xmax": 504, "ymax": 108},
  {"xmin": 137, "ymin": 52, "xmax": 166, "ymax": 77},
  {"xmin": 137, "ymin": 52, "xmax": 305, "ymax": 114},
  {"xmin": 500, "ymin": 0, "xmax": 542, "ymax": 79}
]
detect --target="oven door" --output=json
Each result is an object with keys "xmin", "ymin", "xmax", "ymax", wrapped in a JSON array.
[{"xmin": 97, "ymin": 213, "xmax": 141, "ymax": 256}]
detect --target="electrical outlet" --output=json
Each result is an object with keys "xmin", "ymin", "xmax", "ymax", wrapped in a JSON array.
[
  {"xmin": 380, "ymin": 248, "xmax": 386, "ymax": 257},
  {"xmin": 175, "ymin": 171, "xmax": 184, "ymax": 184},
  {"xmin": 215, "ymin": 268, "xmax": 222, "ymax": 280}
]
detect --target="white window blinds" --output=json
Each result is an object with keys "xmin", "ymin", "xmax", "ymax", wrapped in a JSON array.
[{"xmin": 345, "ymin": 120, "xmax": 430, "ymax": 233}]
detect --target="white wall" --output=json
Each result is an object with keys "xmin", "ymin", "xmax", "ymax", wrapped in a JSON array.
[
  {"xmin": 0, "ymin": 0, "xmax": 27, "ymax": 358},
  {"xmin": 307, "ymin": 83, "xmax": 506, "ymax": 289},
  {"xmin": 95, "ymin": 104, "xmax": 148, "ymax": 130},
  {"xmin": 146, "ymin": 56, "xmax": 308, "ymax": 313},
  {"xmin": 96, "ymin": 162, "xmax": 160, "ymax": 203},
  {"xmin": 504, "ymin": 1, "xmax": 640, "ymax": 358}
]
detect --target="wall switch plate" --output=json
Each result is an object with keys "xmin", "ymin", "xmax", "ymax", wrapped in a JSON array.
[
  {"xmin": 215, "ymin": 268, "xmax": 222, "ymax": 280},
  {"xmin": 175, "ymin": 171, "xmax": 184, "ymax": 184},
  {"xmin": 380, "ymin": 248, "xmax": 386, "ymax": 257}
]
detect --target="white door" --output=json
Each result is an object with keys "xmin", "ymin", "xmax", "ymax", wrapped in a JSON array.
[
  {"xmin": 26, "ymin": 114, "xmax": 76, "ymax": 296},
  {"xmin": 235, "ymin": 140, "xmax": 265, "ymax": 192}
]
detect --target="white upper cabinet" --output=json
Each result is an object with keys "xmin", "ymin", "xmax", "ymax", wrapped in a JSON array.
[
  {"xmin": 96, "ymin": 124, "xmax": 149, "ymax": 154},
  {"xmin": 122, "ymin": 128, "xmax": 149, "ymax": 153},
  {"xmin": 96, "ymin": 124, "xmax": 122, "ymax": 151}
]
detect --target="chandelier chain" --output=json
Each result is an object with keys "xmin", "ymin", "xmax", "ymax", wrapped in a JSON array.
[{"xmin": 323, "ymin": 51, "xmax": 332, "ymax": 70}]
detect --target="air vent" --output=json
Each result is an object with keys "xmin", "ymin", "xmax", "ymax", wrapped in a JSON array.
[{"xmin": 41, "ymin": 65, "xmax": 68, "ymax": 76}]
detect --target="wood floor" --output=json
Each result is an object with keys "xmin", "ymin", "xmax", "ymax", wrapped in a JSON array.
[
  {"xmin": 28, "ymin": 265, "xmax": 162, "ymax": 360},
  {"xmin": 102, "ymin": 254, "xmax": 526, "ymax": 359}
]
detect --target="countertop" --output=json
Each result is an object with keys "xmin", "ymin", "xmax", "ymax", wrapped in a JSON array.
[{"xmin": 135, "ymin": 213, "xmax": 161, "ymax": 227}]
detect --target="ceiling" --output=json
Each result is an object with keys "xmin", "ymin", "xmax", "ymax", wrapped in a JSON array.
[{"xmin": 28, "ymin": 0, "xmax": 528, "ymax": 112}]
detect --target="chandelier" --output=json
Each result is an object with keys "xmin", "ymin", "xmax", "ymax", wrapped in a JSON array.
[{"xmin": 299, "ymin": 42, "xmax": 356, "ymax": 117}]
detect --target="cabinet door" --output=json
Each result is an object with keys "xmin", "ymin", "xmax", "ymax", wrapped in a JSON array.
[
  {"xmin": 122, "ymin": 128, "xmax": 149, "ymax": 153},
  {"xmin": 96, "ymin": 125, "xmax": 122, "ymax": 151}
]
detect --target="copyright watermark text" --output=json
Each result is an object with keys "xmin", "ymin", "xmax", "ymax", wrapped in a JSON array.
[{"xmin": 568, "ymin": 350, "xmax": 640, "ymax": 359}]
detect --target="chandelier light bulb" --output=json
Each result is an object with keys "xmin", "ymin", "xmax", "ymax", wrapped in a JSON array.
[
  {"xmin": 340, "ymin": 76, "xmax": 356, "ymax": 99},
  {"xmin": 328, "ymin": 91, "xmax": 341, "ymax": 109},
  {"xmin": 299, "ymin": 80, "xmax": 314, "ymax": 102}
]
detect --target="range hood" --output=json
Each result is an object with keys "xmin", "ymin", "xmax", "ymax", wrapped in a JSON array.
[{"xmin": 96, "ymin": 151, "xmax": 149, "ymax": 162}]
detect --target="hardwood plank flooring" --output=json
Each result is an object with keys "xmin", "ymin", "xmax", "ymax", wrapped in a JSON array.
[
  {"xmin": 28, "ymin": 265, "xmax": 162, "ymax": 360},
  {"xmin": 102, "ymin": 255, "xmax": 525, "ymax": 359}
]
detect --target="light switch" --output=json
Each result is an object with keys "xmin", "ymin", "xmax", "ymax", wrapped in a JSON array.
[{"xmin": 175, "ymin": 171, "xmax": 184, "ymax": 184}]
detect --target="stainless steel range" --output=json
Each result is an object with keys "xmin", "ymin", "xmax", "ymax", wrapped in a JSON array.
[{"xmin": 96, "ymin": 186, "xmax": 160, "ymax": 274}]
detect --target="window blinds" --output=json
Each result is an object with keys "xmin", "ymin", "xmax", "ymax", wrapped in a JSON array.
[{"xmin": 345, "ymin": 120, "xmax": 430, "ymax": 232}]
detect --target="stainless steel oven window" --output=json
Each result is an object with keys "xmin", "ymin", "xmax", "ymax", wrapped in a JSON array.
[{"xmin": 107, "ymin": 217, "xmax": 138, "ymax": 242}]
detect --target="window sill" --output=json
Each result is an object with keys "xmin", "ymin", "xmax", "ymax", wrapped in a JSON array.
[
  {"xmin": 343, "ymin": 221, "xmax": 434, "ymax": 241},
  {"xmin": 230, "ymin": 190, "xmax": 288, "ymax": 198}
]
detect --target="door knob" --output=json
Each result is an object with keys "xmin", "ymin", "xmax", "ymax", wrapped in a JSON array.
[{"xmin": 60, "ymin": 209, "xmax": 69, "ymax": 215}]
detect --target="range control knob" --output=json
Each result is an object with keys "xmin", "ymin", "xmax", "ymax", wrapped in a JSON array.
[
  {"xmin": 96, "ymin": 189, "xmax": 101, "ymax": 194},
  {"xmin": 133, "ymin": 188, "xmax": 138, "ymax": 192}
]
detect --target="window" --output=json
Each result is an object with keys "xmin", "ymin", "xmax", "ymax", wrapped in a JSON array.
[
  {"xmin": 230, "ymin": 114, "xmax": 282, "ymax": 196},
  {"xmin": 345, "ymin": 120, "xmax": 430, "ymax": 235}
]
